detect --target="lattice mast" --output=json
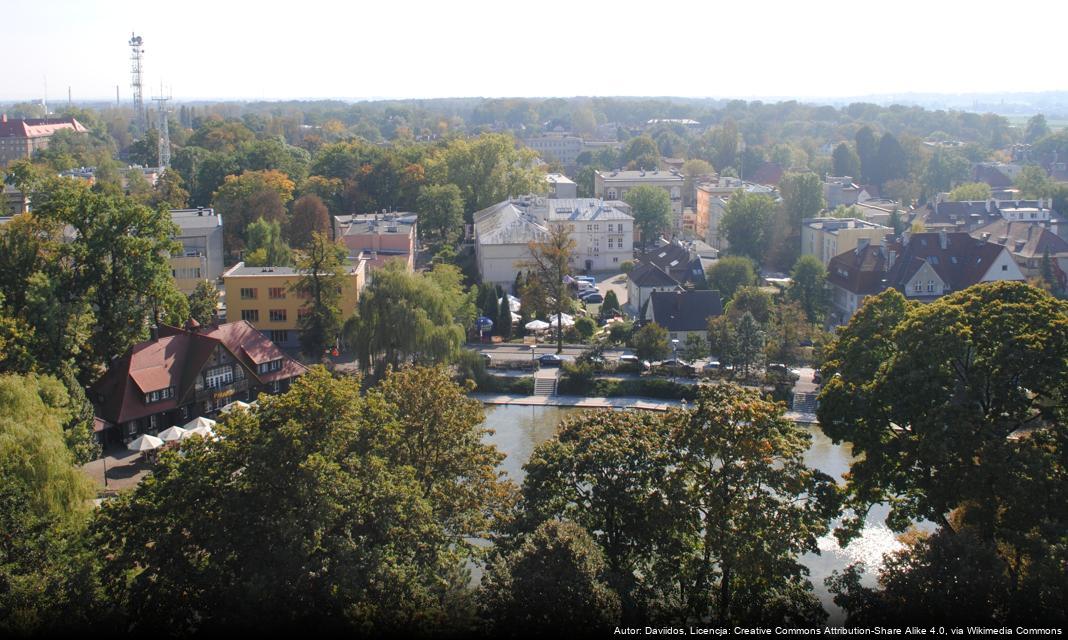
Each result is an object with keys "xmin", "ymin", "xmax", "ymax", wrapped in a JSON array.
[
  {"xmin": 129, "ymin": 33, "xmax": 146, "ymax": 134},
  {"xmin": 152, "ymin": 84, "xmax": 171, "ymax": 168}
]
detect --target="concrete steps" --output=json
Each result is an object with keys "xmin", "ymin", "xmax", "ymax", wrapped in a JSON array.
[
  {"xmin": 533, "ymin": 376, "xmax": 557, "ymax": 396},
  {"xmin": 792, "ymin": 391, "xmax": 819, "ymax": 415}
]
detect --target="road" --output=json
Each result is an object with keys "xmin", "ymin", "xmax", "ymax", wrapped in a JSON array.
[{"xmin": 471, "ymin": 342, "xmax": 634, "ymax": 362}]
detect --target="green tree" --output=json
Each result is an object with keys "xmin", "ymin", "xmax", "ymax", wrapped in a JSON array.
[
  {"xmin": 1025, "ymin": 113, "xmax": 1051, "ymax": 143},
  {"xmin": 788, "ymin": 255, "xmax": 829, "ymax": 323},
  {"xmin": 734, "ymin": 311, "xmax": 764, "ymax": 379},
  {"xmin": 480, "ymin": 520, "xmax": 622, "ymax": 635},
  {"xmin": 417, "ymin": 183, "xmax": 465, "ymax": 243},
  {"xmin": 947, "ymin": 182, "xmax": 992, "ymax": 201},
  {"xmin": 187, "ymin": 280, "xmax": 219, "ymax": 326},
  {"xmin": 831, "ymin": 142, "xmax": 860, "ymax": 178},
  {"xmin": 620, "ymin": 135, "xmax": 660, "ymax": 170},
  {"xmin": 575, "ymin": 316, "xmax": 596, "ymax": 341},
  {"xmin": 720, "ymin": 192, "xmax": 776, "ymax": 264},
  {"xmin": 1015, "ymin": 164, "xmax": 1053, "ymax": 198},
  {"xmin": 426, "ymin": 133, "xmax": 539, "ymax": 216},
  {"xmin": 293, "ymin": 232, "xmax": 345, "ymax": 358},
  {"xmin": 706, "ymin": 315, "xmax": 738, "ymax": 365},
  {"xmin": 150, "ymin": 168, "xmax": 190, "ymax": 209},
  {"xmin": 765, "ymin": 300, "xmax": 809, "ymax": 366},
  {"xmin": 599, "ymin": 289, "xmax": 621, "ymax": 320},
  {"xmin": 725, "ymin": 285, "xmax": 772, "ymax": 324},
  {"xmin": 243, "ymin": 218, "xmax": 292, "ymax": 267},
  {"xmin": 632, "ymin": 322, "xmax": 670, "ymax": 361},
  {"xmin": 212, "ymin": 169, "xmax": 295, "ymax": 256},
  {"xmin": 681, "ymin": 332, "xmax": 708, "ymax": 363},
  {"xmin": 780, "ymin": 172, "xmax": 825, "ymax": 225},
  {"xmin": 497, "ymin": 295, "xmax": 514, "ymax": 340},
  {"xmin": 872, "ymin": 133, "xmax": 908, "ymax": 188},
  {"xmin": 855, "ymin": 126, "xmax": 877, "ymax": 185},
  {"xmin": 624, "ymin": 185, "xmax": 672, "ymax": 249},
  {"xmin": 922, "ymin": 149, "xmax": 970, "ymax": 197},
  {"xmin": 93, "ymin": 367, "xmax": 491, "ymax": 634},
  {"xmin": 670, "ymin": 384, "xmax": 837, "ymax": 623},
  {"xmin": 525, "ymin": 224, "xmax": 575, "ymax": 354},
  {"xmin": 706, "ymin": 256, "xmax": 757, "ymax": 301},
  {"xmin": 817, "ymin": 282, "xmax": 1068, "ymax": 539}
]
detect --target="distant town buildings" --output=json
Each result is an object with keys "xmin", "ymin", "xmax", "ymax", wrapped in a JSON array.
[
  {"xmin": 90, "ymin": 320, "xmax": 308, "ymax": 445},
  {"xmin": 169, "ymin": 208, "xmax": 224, "ymax": 295},
  {"xmin": 0, "ymin": 115, "xmax": 87, "ymax": 167},
  {"xmin": 545, "ymin": 173, "xmax": 577, "ymax": 199},
  {"xmin": 222, "ymin": 261, "xmax": 365, "ymax": 349},
  {"xmin": 523, "ymin": 134, "xmax": 585, "ymax": 167},
  {"xmin": 918, "ymin": 197, "xmax": 1060, "ymax": 233},
  {"xmin": 971, "ymin": 218, "xmax": 1068, "ymax": 279},
  {"xmin": 822, "ymin": 176, "xmax": 871, "ymax": 209}
]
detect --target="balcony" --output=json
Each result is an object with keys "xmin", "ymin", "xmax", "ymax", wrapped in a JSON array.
[{"xmin": 194, "ymin": 377, "xmax": 250, "ymax": 405}]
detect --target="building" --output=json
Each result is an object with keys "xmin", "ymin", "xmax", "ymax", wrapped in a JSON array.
[
  {"xmin": 802, "ymin": 217, "xmax": 893, "ymax": 267},
  {"xmin": 594, "ymin": 169, "xmax": 685, "ymax": 231},
  {"xmin": 222, "ymin": 261, "xmax": 365, "ymax": 349},
  {"xmin": 694, "ymin": 178, "xmax": 778, "ymax": 250},
  {"xmin": 90, "ymin": 320, "xmax": 308, "ymax": 445},
  {"xmin": 333, "ymin": 212, "xmax": 417, "ymax": 273},
  {"xmin": 2, "ymin": 183, "xmax": 28, "ymax": 216},
  {"xmin": 0, "ymin": 115, "xmax": 88, "ymax": 167},
  {"xmin": 523, "ymin": 134, "xmax": 585, "ymax": 167},
  {"xmin": 972, "ymin": 162, "xmax": 1021, "ymax": 189},
  {"xmin": 971, "ymin": 219, "xmax": 1068, "ymax": 278},
  {"xmin": 825, "ymin": 231, "xmax": 1025, "ymax": 325},
  {"xmin": 626, "ymin": 262, "xmax": 681, "ymax": 316},
  {"xmin": 823, "ymin": 176, "xmax": 871, "ymax": 209},
  {"xmin": 635, "ymin": 241, "xmax": 706, "ymax": 287},
  {"xmin": 473, "ymin": 197, "xmax": 634, "ymax": 286},
  {"xmin": 473, "ymin": 200, "xmax": 550, "ymax": 288},
  {"xmin": 545, "ymin": 173, "xmax": 578, "ymax": 199},
  {"xmin": 169, "ymin": 208, "xmax": 224, "ymax": 294},
  {"xmin": 645, "ymin": 289, "xmax": 723, "ymax": 343},
  {"xmin": 853, "ymin": 199, "xmax": 902, "ymax": 227},
  {"xmin": 919, "ymin": 197, "xmax": 1059, "ymax": 233},
  {"xmin": 533, "ymin": 198, "xmax": 634, "ymax": 273}
]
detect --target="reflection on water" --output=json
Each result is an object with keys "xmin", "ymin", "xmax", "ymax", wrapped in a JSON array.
[{"xmin": 480, "ymin": 404, "xmax": 909, "ymax": 623}]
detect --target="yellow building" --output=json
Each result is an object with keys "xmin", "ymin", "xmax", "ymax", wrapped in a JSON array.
[{"xmin": 221, "ymin": 260, "xmax": 365, "ymax": 349}]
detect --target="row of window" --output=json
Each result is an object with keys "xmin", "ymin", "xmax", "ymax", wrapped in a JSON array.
[
  {"xmin": 241, "ymin": 308, "xmax": 311, "ymax": 323},
  {"xmin": 257, "ymin": 359, "xmax": 284, "ymax": 375},
  {"xmin": 240, "ymin": 287, "xmax": 303, "ymax": 300},
  {"xmin": 144, "ymin": 386, "xmax": 174, "ymax": 404}
]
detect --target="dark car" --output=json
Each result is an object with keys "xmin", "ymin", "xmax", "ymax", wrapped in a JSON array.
[
  {"xmin": 655, "ymin": 359, "xmax": 696, "ymax": 376},
  {"xmin": 581, "ymin": 294, "xmax": 604, "ymax": 304},
  {"xmin": 538, "ymin": 354, "xmax": 564, "ymax": 367}
]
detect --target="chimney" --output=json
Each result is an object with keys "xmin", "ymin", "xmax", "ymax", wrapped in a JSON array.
[
  {"xmin": 150, "ymin": 324, "xmax": 159, "ymax": 341},
  {"xmin": 938, "ymin": 228, "xmax": 948, "ymax": 250}
]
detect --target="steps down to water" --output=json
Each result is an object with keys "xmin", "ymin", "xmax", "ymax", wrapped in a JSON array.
[
  {"xmin": 792, "ymin": 391, "xmax": 819, "ymax": 415},
  {"xmin": 533, "ymin": 376, "xmax": 557, "ymax": 396}
]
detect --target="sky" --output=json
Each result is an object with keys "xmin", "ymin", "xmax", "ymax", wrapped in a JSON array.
[{"xmin": 4, "ymin": 0, "xmax": 1066, "ymax": 103}]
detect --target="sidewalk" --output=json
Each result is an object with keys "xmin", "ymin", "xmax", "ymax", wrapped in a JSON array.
[
  {"xmin": 81, "ymin": 447, "xmax": 153, "ymax": 492},
  {"xmin": 473, "ymin": 392, "xmax": 685, "ymax": 411}
]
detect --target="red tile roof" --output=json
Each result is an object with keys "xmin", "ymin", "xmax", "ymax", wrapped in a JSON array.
[{"xmin": 0, "ymin": 117, "xmax": 88, "ymax": 139}]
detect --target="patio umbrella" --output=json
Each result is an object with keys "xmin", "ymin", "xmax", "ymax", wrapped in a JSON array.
[
  {"xmin": 182, "ymin": 416, "xmax": 217, "ymax": 430},
  {"xmin": 506, "ymin": 295, "xmax": 521, "ymax": 313},
  {"xmin": 127, "ymin": 434, "xmax": 164, "ymax": 452},
  {"xmin": 220, "ymin": 400, "xmax": 251, "ymax": 414},
  {"xmin": 510, "ymin": 311, "xmax": 522, "ymax": 323},
  {"xmin": 184, "ymin": 425, "xmax": 216, "ymax": 439},
  {"xmin": 157, "ymin": 426, "xmax": 188, "ymax": 442},
  {"xmin": 548, "ymin": 313, "xmax": 574, "ymax": 328},
  {"xmin": 525, "ymin": 319, "xmax": 550, "ymax": 332}
]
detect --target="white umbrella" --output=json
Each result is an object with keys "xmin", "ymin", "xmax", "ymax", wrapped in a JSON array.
[
  {"xmin": 549, "ymin": 313, "xmax": 574, "ymax": 328},
  {"xmin": 510, "ymin": 311, "xmax": 522, "ymax": 323},
  {"xmin": 183, "ymin": 425, "xmax": 216, "ymax": 439},
  {"xmin": 127, "ymin": 434, "xmax": 164, "ymax": 452},
  {"xmin": 525, "ymin": 319, "xmax": 550, "ymax": 332},
  {"xmin": 220, "ymin": 400, "xmax": 251, "ymax": 414},
  {"xmin": 506, "ymin": 295, "xmax": 521, "ymax": 313},
  {"xmin": 182, "ymin": 416, "xmax": 217, "ymax": 430},
  {"xmin": 157, "ymin": 425, "xmax": 188, "ymax": 442}
]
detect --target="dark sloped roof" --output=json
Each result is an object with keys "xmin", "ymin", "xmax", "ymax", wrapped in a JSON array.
[
  {"xmin": 649, "ymin": 290, "xmax": 723, "ymax": 332},
  {"xmin": 972, "ymin": 219, "xmax": 1068, "ymax": 259},
  {"xmin": 638, "ymin": 244, "xmax": 705, "ymax": 285},
  {"xmin": 885, "ymin": 232, "xmax": 1012, "ymax": 293},
  {"xmin": 827, "ymin": 244, "xmax": 890, "ymax": 295},
  {"xmin": 628, "ymin": 261, "xmax": 680, "ymax": 287},
  {"xmin": 973, "ymin": 164, "xmax": 1014, "ymax": 188}
]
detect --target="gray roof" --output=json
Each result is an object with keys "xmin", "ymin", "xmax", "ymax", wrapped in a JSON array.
[
  {"xmin": 649, "ymin": 290, "xmax": 723, "ymax": 332},
  {"xmin": 597, "ymin": 169, "xmax": 683, "ymax": 182},
  {"xmin": 537, "ymin": 198, "xmax": 632, "ymax": 222},
  {"xmin": 169, "ymin": 208, "xmax": 221, "ymax": 231},
  {"xmin": 628, "ymin": 262, "xmax": 680, "ymax": 288},
  {"xmin": 473, "ymin": 201, "xmax": 548, "ymax": 245}
]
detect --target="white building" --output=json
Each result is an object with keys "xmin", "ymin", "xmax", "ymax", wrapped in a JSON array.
[
  {"xmin": 594, "ymin": 169, "xmax": 685, "ymax": 223},
  {"xmin": 472, "ymin": 200, "xmax": 549, "ymax": 288},
  {"xmin": 545, "ymin": 173, "xmax": 578, "ymax": 199}
]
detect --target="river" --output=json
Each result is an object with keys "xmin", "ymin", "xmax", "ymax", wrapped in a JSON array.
[{"xmin": 480, "ymin": 403, "xmax": 909, "ymax": 623}]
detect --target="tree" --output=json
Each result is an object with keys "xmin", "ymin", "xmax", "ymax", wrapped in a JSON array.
[
  {"xmin": 948, "ymin": 182, "xmax": 992, "ymax": 201},
  {"xmin": 345, "ymin": 262, "xmax": 474, "ymax": 376},
  {"xmin": 1015, "ymin": 164, "xmax": 1053, "ymax": 198},
  {"xmin": 887, "ymin": 208, "xmax": 904, "ymax": 235},
  {"xmin": 632, "ymin": 322, "xmax": 670, "ymax": 362},
  {"xmin": 681, "ymin": 332, "xmax": 708, "ymax": 363},
  {"xmin": 670, "ymin": 384, "xmax": 837, "ymax": 623},
  {"xmin": 855, "ymin": 126, "xmax": 877, "ymax": 185},
  {"xmin": 734, "ymin": 312, "xmax": 764, "ymax": 379},
  {"xmin": 719, "ymin": 192, "xmax": 776, "ymax": 264},
  {"xmin": 831, "ymin": 142, "xmax": 860, "ymax": 178},
  {"xmin": 872, "ymin": 133, "xmax": 908, "ymax": 188},
  {"xmin": 93, "ymin": 367, "xmax": 491, "ymax": 634},
  {"xmin": 150, "ymin": 168, "xmax": 190, "ymax": 209},
  {"xmin": 765, "ymin": 300, "xmax": 809, "ymax": 366},
  {"xmin": 624, "ymin": 185, "xmax": 672, "ymax": 249},
  {"xmin": 780, "ymin": 172, "xmax": 825, "ymax": 226},
  {"xmin": 212, "ymin": 169, "xmax": 295, "ymax": 256},
  {"xmin": 817, "ymin": 282, "xmax": 1068, "ymax": 540},
  {"xmin": 243, "ymin": 218, "xmax": 292, "ymax": 267},
  {"xmin": 922, "ymin": 149, "xmax": 970, "ymax": 197},
  {"xmin": 480, "ymin": 520, "xmax": 621, "ymax": 635},
  {"xmin": 681, "ymin": 159, "xmax": 715, "ymax": 208},
  {"xmin": 187, "ymin": 280, "xmax": 219, "ymax": 326},
  {"xmin": 497, "ymin": 295, "xmax": 513, "ymax": 340},
  {"xmin": 725, "ymin": 285, "xmax": 772, "ymax": 324},
  {"xmin": 519, "ymin": 409, "xmax": 680, "ymax": 617},
  {"xmin": 1025, "ymin": 114, "xmax": 1051, "ymax": 143},
  {"xmin": 426, "ymin": 133, "xmax": 539, "ymax": 215},
  {"xmin": 620, "ymin": 135, "xmax": 660, "ymax": 170},
  {"xmin": 788, "ymin": 255, "xmax": 829, "ymax": 323},
  {"xmin": 706, "ymin": 315, "xmax": 738, "ymax": 365},
  {"xmin": 525, "ymin": 224, "xmax": 575, "ymax": 354},
  {"xmin": 706, "ymin": 256, "xmax": 757, "ymax": 301},
  {"xmin": 293, "ymin": 232, "xmax": 345, "ymax": 358},
  {"xmin": 575, "ymin": 316, "xmax": 596, "ymax": 341},
  {"xmin": 417, "ymin": 183, "xmax": 465, "ymax": 243},
  {"xmin": 286, "ymin": 194, "xmax": 330, "ymax": 250},
  {"xmin": 599, "ymin": 289, "xmax": 621, "ymax": 320}
]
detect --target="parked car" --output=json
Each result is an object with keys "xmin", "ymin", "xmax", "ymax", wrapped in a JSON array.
[
  {"xmin": 575, "ymin": 275, "xmax": 596, "ymax": 285},
  {"xmin": 618, "ymin": 354, "xmax": 651, "ymax": 372},
  {"xmin": 766, "ymin": 363, "xmax": 800, "ymax": 382},
  {"xmin": 702, "ymin": 360, "xmax": 721, "ymax": 374},
  {"xmin": 578, "ymin": 288, "xmax": 601, "ymax": 299},
  {"xmin": 655, "ymin": 359, "xmax": 696, "ymax": 376},
  {"xmin": 538, "ymin": 353, "xmax": 564, "ymax": 367},
  {"xmin": 581, "ymin": 294, "xmax": 604, "ymax": 304}
]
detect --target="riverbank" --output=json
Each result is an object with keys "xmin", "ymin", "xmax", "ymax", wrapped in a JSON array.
[{"xmin": 472, "ymin": 392, "xmax": 817, "ymax": 423}]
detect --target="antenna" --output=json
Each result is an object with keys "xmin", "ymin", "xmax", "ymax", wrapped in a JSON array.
[
  {"xmin": 151, "ymin": 81, "xmax": 172, "ymax": 168},
  {"xmin": 129, "ymin": 33, "xmax": 146, "ymax": 134}
]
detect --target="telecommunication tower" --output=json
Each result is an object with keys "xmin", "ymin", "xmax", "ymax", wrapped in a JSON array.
[
  {"xmin": 129, "ymin": 33, "xmax": 146, "ymax": 134},
  {"xmin": 151, "ymin": 85, "xmax": 172, "ymax": 168}
]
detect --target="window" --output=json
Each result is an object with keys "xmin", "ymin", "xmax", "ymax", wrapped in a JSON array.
[
  {"xmin": 1001, "ymin": 264, "xmax": 1008, "ymax": 271},
  {"xmin": 240, "ymin": 287, "xmax": 257, "ymax": 300},
  {"xmin": 268, "ymin": 287, "xmax": 286, "ymax": 299},
  {"xmin": 205, "ymin": 366, "xmax": 233, "ymax": 389},
  {"xmin": 269, "ymin": 330, "xmax": 288, "ymax": 344},
  {"xmin": 269, "ymin": 309, "xmax": 287, "ymax": 322},
  {"xmin": 241, "ymin": 309, "xmax": 259, "ymax": 322},
  {"xmin": 144, "ymin": 387, "xmax": 174, "ymax": 404}
]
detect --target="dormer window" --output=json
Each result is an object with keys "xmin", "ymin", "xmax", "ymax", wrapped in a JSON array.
[{"xmin": 144, "ymin": 387, "xmax": 174, "ymax": 404}]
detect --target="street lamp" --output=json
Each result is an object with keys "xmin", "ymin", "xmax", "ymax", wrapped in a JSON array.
[{"xmin": 671, "ymin": 338, "xmax": 679, "ymax": 384}]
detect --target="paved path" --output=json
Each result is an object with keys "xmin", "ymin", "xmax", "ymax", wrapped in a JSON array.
[{"xmin": 81, "ymin": 447, "xmax": 153, "ymax": 493}]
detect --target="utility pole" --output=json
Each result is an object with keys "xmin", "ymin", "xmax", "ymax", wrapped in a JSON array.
[
  {"xmin": 151, "ymin": 83, "xmax": 172, "ymax": 168},
  {"xmin": 129, "ymin": 33, "xmax": 146, "ymax": 135}
]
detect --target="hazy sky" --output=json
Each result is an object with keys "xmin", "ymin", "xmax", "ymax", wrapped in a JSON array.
[{"xmin": 4, "ymin": 0, "xmax": 1065, "ymax": 102}]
